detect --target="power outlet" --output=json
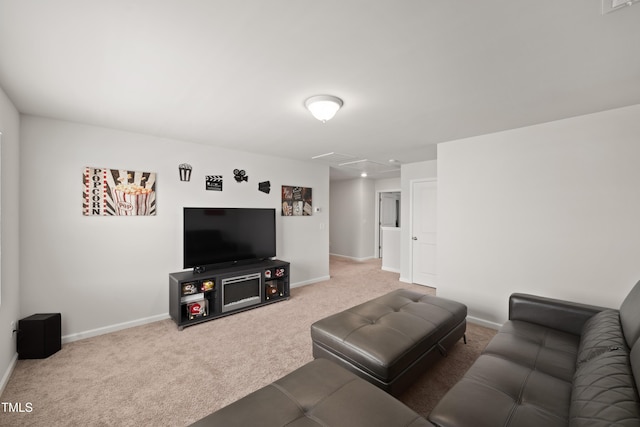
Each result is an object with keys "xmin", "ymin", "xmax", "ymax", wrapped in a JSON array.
[{"xmin": 10, "ymin": 320, "xmax": 16, "ymax": 339}]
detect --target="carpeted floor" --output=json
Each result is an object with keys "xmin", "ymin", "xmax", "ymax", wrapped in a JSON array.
[{"xmin": 0, "ymin": 256, "xmax": 496, "ymax": 426}]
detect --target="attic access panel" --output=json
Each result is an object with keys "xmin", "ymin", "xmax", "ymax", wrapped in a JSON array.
[
  {"xmin": 311, "ymin": 152, "xmax": 359, "ymax": 165},
  {"xmin": 338, "ymin": 159, "xmax": 400, "ymax": 175}
]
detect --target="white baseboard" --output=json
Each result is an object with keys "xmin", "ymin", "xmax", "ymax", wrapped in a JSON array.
[
  {"xmin": 399, "ymin": 276, "xmax": 411, "ymax": 284},
  {"xmin": 2, "ymin": 314, "xmax": 170, "ymax": 395},
  {"xmin": 62, "ymin": 275, "xmax": 334, "ymax": 344},
  {"xmin": 62, "ymin": 313, "xmax": 170, "ymax": 344},
  {"xmin": 291, "ymin": 276, "xmax": 330, "ymax": 288},
  {"xmin": 59, "ymin": 312, "xmax": 503, "ymax": 343},
  {"xmin": 0, "ymin": 353, "xmax": 18, "ymax": 397},
  {"xmin": 467, "ymin": 315, "xmax": 502, "ymax": 330},
  {"xmin": 381, "ymin": 266, "xmax": 400, "ymax": 273},
  {"xmin": 329, "ymin": 253, "xmax": 376, "ymax": 262}
]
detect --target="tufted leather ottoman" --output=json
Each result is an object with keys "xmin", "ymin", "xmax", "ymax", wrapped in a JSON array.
[
  {"xmin": 189, "ymin": 358, "xmax": 434, "ymax": 427},
  {"xmin": 311, "ymin": 289, "xmax": 467, "ymax": 395}
]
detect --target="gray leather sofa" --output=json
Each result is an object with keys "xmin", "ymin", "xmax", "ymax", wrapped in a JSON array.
[
  {"xmin": 191, "ymin": 280, "xmax": 640, "ymax": 427},
  {"xmin": 429, "ymin": 281, "xmax": 640, "ymax": 426}
]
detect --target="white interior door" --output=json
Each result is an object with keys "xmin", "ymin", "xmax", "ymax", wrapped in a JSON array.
[{"xmin": 411, "ymin": 181, "xmax": 437, "ymax": 286}]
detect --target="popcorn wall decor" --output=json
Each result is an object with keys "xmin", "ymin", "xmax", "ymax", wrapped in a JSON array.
[
  {"xmin": 83, "ymin": 167, "xmax": 156, "ymax": 216},
  {"xmin": 178, "ymin": 163, "xmax": 192, "ymax": 182},
  {"xmin": 233, "ymin": 169, "xmax": 248, "ymax": 182}
]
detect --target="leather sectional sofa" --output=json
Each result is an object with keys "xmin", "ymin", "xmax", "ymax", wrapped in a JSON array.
[
  {"xmin": 191, "ymin": 280, "xmax": 640, "ymax": 426},
  {"xmin": 429, "ymin": 282, "xmax": 640, "ymax": 426}
]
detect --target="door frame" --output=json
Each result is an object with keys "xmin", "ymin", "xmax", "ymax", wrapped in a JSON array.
[{"xmin": 409, "ymin": 178, "xmax": 437, "ymax": 284}]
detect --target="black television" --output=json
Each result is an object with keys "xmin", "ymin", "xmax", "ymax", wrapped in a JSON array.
[{"xmin": 183, "ymin": 207, "xmax": 276, "ymax": 270}]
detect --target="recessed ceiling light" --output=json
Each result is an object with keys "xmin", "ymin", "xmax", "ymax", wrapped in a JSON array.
[{"xmin": 361, "ymin": 172, "xmax": 368, "ymax": 177}]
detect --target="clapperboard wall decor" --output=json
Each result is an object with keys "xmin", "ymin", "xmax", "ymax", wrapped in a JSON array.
[{"xmin": 206, "ymin": 175, "xmax": 223, "ymax": 191}]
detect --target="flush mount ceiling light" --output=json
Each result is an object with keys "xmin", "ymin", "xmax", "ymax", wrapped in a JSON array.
[{"xmin": 305, "ymin": 95, "xmax": 343, "ymax": 123}]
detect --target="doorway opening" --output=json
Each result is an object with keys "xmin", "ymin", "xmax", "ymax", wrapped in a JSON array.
[{"xmin": 377, "ymin": 191, "xmax": 400, "ymax": 259}]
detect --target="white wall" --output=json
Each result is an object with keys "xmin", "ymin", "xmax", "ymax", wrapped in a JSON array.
[
  {"xmin": 19, "ymin": 116, "xmax": 330, "ymax": 340},
  {"xmin": 399, "ymin": 160, "xmax": 437, "ymax": 282},
  {"xmin": 329, "ymin": 178, "xmax": 375, "ymax": 260},
  {"xmin": 0, "ymin": 85, "xmax": 20, "ymax": 393},
  {"xmin": 381, "ymin": 227, "xmax": 401, "ymax": 272},
  {"xmin": 438, "ymin": 104, "xmax": 640, "ymax": 327},
  {"xmin": 374, "ymin": 177, "xmax": 401, "ymax": 193}
]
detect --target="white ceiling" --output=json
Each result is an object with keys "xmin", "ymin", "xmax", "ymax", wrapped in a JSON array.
[{"xmin": 1, "ymin": 1, "xmax": 639, "ymax": 179}]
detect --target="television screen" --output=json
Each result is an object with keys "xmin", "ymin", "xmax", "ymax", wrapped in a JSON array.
[{"xmin": 183, "ymin": 207, "xmax": 276, "ymax": 269}]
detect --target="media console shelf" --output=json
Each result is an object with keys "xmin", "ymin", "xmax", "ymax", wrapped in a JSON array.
[{"xmin": 169, "ymin": 259, "xmax": 290, "ymax": 330}]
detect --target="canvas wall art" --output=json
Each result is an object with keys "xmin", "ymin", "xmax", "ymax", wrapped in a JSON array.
[
  {"xmin": 282, "ymin": 185, "xmax": 312, "ymax": 216},
  {"xmin": 83, "ymin": 167, "xmax": 157, "ymax": 216}
]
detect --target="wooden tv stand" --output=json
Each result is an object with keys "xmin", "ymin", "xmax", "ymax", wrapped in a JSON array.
[{"xmin": 169, "ymin": 259, "xmax": 290, "ymax": 330}]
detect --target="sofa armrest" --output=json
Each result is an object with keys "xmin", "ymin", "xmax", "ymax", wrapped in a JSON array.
[{"xmin": 509, "ymin": 293, "xmax": 611, "ymax": 336}]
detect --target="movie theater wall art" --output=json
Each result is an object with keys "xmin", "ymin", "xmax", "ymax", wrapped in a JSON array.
[
  {"xmin": 83, "ymin": 167, "xmax": 157, "ymax": 216},
  {"xmin": 281, "ymin": 185, "xmax": 312, "ymax": 216}
]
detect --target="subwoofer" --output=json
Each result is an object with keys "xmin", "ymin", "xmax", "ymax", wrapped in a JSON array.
[{"xmin": 17, "ymin": 313, "xmax": 61, "ymax": 359}]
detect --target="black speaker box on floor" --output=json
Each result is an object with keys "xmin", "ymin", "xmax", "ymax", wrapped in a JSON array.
[{"xmin": 17, "ymin": 313, "xmax": 61, "ymax": 359}]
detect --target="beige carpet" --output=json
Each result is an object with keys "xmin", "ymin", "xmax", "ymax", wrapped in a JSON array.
[{"xmin": 0, "ymin": 257, "xmax": 496, "ymax": 427}]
